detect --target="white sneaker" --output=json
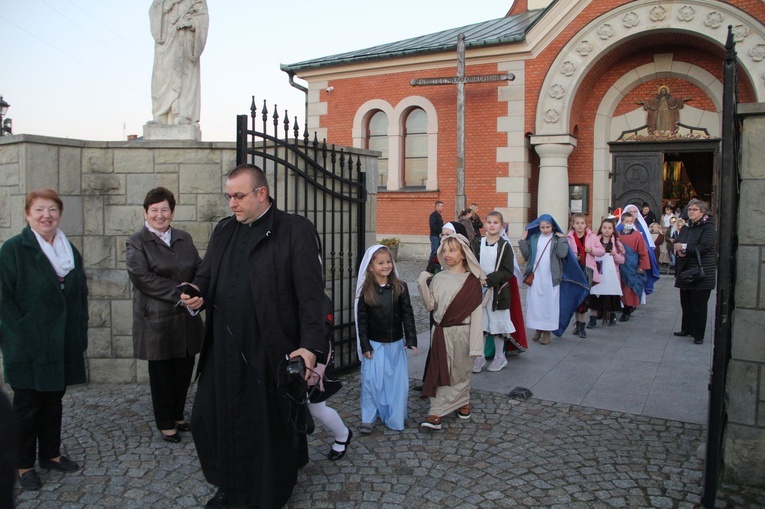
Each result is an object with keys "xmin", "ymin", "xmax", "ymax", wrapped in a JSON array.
[
  {"xmin": 472, "ymin": 357, "xmax": 486, "ymax": 373},
  {"xmin": 487, "ymin": 356, "xmax": 508, "ymax": 372}
]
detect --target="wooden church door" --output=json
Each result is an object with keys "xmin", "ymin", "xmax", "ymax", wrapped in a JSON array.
[{"xmin": 611, "ymin": 152, "xmax": 663, "ymax": 212}]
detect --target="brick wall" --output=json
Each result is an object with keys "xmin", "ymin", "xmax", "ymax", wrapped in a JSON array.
[{"xmin": 322, "ymin": 63, "xmax": 510, "ymax": 238}]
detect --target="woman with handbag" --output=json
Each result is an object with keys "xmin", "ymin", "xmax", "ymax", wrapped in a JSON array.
[{"xmin": 673, "ymin": 199, "xmax": 716, "ymax": 345}]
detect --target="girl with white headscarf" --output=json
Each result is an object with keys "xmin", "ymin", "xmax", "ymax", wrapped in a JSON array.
[
  {"xmin": 355, "ymin": 245, "xmax": 418, "ymax": 433},
  {"xmin": 617, "ymin": 204, "xmax": 662, "ymax": 297}
]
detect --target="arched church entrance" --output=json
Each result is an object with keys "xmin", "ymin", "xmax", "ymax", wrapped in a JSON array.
[{"xmin": 609, "ymin": 139, "xmax": 719, "ymax": 215}]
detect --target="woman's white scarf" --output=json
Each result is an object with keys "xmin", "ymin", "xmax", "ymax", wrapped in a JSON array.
[{"xmin": 32, "ymin": 228, "xmax": 75, "ymax": 278}]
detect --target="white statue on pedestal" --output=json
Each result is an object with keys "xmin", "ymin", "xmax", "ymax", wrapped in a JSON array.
[{"xmin": 149, "ymin": 0, "xmax": 209, "ymax": 126}]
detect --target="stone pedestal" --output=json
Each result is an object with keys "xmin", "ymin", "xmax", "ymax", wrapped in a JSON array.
[{"xmin": 143, "ymin": 123, "xmax": 201, "ymax": 141}]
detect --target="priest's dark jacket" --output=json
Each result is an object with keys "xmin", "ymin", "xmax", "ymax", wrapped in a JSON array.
[{"xmin": 190, "ymin": 201, "xmax": 326, "ymax": 508}]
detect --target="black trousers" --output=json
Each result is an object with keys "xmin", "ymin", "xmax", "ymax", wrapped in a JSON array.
[
  {"xmin": 680, "ymin": 289, "xmax": 712, "ymax": 340},
  {"xmin": 148, "ymin": 356, "xmax": 195, "ymax": 430},
  {"xmin": 0, "ymin": 390, "xmax": 17, "ymax": 506},
  {"xmin": 11, "ymin": 387, "xmax": 65, "ymax": 469}
]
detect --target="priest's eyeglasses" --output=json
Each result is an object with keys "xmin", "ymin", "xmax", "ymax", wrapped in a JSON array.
[{"xmin": 224, "ymin": 186, "xmax": 265, "ymax": 202}]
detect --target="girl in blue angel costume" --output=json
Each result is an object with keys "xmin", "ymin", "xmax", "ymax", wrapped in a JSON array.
[
  {"xmin": 354, "ymin": 245, "xmax": 418, "ymax": 433},
  {"xmin": 518, "ymin": 214, "xmax": 589, "ymax": 345}
]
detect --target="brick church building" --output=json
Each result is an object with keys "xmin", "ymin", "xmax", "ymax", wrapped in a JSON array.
[{"xmin": 282, "ymin": 0, "xmax": 765, "ymax": 252}]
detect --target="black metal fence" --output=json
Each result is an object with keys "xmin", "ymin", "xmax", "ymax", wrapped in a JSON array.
[
  {"xmin": 702, "ymin": 26, "xmax": 739, "ymax": 508},
  {"xmin": 235, "ymin": 98, "xmax": 367, "ymax": 370}
]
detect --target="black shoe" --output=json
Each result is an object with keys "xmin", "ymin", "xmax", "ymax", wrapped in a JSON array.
[
  {"xmin": 578, "ymin": 325, "xmax": 587, "ymax": 338},
  {"xmin": 608, "ymin": 313, "xmax": 617, "ymax": 326},
  {"xmin": 40, "ymin": 456, "xmax": 79, "ymax": 472},
  {"xmin": 694, "ymin": 338, "xmax": 704, "ymax": 345},
  {"xmin": 327, "ymin": 428, "xmax": 352, "ymax": 461},
  {"xmin": 17, "ymin": 469, "xmax": 42, "ymax": 490},
  {"xmin": 160, "ymin": 431, "xmax": 181, "ymax": 443},
  {"xmin": 572, "ymin": 322, "xmax": 581, "ymax": 335},
  {"xmin": 618, "ymin": 313, "xmax": 630, "ymax": 322},
  {"xmin": 205, "ymin": 488, "xmax": 227, "ymax": 508},
  {"xmin": 175, "ymin": 421, "xmax": 191, "ymax": 432},
  {"xmin": 586, "ymin": 316, "xmax": 598, "ymax": 329},
  {"xmin": 674, "ymin": 331, "xmax": 691, "ymax": 337}
]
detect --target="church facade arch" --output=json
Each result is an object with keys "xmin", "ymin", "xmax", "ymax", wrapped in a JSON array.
[
  {"xmin": 536, "ymin": 0, "xmax": 765, "ymax": 136},
  {"xmin": 531, "ymin": 0, "xmax": 763, "ymax": 220},
  {"xmin": 591, "ymin": 59, "xmax": 723, "ymax": 214}
]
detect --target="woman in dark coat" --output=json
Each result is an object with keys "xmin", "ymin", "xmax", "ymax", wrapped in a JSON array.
[
  {"xmin": 0, "ymin": 189, "xmax": 88, "ymax": 491},
  {"xmin": 126, "ymin": 188, "xmax": 204, "ymax": 443},
  {"xmin": 673, "ymin": 198, "xmax": 716, "ymax": 344}
]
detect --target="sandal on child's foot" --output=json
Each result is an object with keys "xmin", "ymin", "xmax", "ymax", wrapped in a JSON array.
[
  {"xmin": 420, "ymin": 415, "xmax": 442, "ymax": 430},
  {"xmin": 327, "ymin": 428, "xmax": 352, "ymax": 461}
]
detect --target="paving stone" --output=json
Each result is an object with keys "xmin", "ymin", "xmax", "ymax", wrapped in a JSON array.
[{"xmin": 5, "ymin": 259, "xmax": 765, "ymax": 508}]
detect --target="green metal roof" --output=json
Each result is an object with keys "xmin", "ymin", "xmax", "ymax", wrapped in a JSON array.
[{"xmin": 281, "ymin": 10, "xmax": 545, "ymax": 73}]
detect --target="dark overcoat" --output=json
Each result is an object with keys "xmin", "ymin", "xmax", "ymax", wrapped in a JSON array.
[
  {"xmin": 191, "ymin": 204, "xmax": 326, "ymax": 506},
  {"xmin": 193, "ymin": 208, "xmax": 326, "ymax": 381},
  {"xmin": 0, "ymin": 227, "xmax": 88, "ymax": 391},
  {"xmin": 125, "ymin": 226, "xmax": 204, "ymax": 360},
  {"xmin": 674, "ymin": 214, "xmax": 716, "ymax": 291}
]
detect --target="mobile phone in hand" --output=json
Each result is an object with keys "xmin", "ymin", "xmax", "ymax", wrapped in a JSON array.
[{"xmin": 176, "ymin": 283, "xmax": 202, "ymax": 299}]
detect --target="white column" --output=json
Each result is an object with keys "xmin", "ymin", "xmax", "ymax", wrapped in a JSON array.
[{"xmin": 530, "ymin": 135, "xmax": 576, "ymax": 224}]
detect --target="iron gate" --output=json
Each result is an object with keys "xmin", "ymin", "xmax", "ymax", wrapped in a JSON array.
[
  {"xmin": 702, "ymin": 27, "xmax": 739, "ymax": 508},
  {"xmin": 235, "ymin": 99, "xmax": 367, "ymax": 370}
]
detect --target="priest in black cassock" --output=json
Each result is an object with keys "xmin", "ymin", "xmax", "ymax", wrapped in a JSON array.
[{"xmin": 182, "ymin": 164, "xmax": 326, "ymax": 508}]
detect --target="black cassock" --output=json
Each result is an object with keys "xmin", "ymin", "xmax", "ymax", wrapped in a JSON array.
[{"xmin": 192, "ymin": 214, "xmax": 309, "ymax": 508}]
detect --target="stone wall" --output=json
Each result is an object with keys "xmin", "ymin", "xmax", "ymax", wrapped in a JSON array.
[
  {"xmin": 0, "ymin": 134, "xmax": 377, "ymax": 383},
  {"xmin": 726, "ymin": 103, "xmax": 765, "ymax": 485}
]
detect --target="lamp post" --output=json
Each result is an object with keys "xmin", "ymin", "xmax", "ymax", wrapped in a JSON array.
[{"xmin": 0, "ymin": 96, "xmax": 12, "ymax": 136}]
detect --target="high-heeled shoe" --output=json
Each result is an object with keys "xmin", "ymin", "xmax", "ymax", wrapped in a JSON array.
[
  {"xmin": 161, "ymin": 430, "xmax": 181, "ymax": 443},
  {"xmin": 327, "ymin": 428, "xmax": 352, "ymax": 461}
]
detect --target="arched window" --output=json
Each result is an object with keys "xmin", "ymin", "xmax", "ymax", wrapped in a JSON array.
[
  {"xmin": 403, "ymin": 108, "xmax": 427, "ymax": 188},
  {"xmin": 366, "ymin": 110, "xmax": 388, "ymax": 188}
]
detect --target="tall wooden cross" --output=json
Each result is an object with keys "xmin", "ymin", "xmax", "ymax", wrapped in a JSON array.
[{"xmin": 411, "ymin": 33, "xmax": 515, "ymax": 215}]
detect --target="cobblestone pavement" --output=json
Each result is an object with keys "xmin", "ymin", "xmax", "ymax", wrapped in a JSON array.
[{"xmin": 8, "ymin": 260, "xmax": 765, "ymax": 508}]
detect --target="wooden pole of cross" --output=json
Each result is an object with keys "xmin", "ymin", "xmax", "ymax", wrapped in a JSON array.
[{"xmin": 410, "ymin": 33, "xmax": 515, "ymax": 215}]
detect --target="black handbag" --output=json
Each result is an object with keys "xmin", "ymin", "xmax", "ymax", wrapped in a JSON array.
[{"xmin": 679, "ymin": 249, "xmax": 705, "ymax": 285}]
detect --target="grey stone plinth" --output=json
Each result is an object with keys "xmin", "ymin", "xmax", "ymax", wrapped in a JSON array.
[
  {"xmin": 111, "ymin": 299, "xmax": 133, "ymax": 336},
  {"xmin": 88, "ymin": 300, "xmax": 111, "ymax": 328},
  {"xmin": 86, "ymin": 269, "xmax": 130, "ymax": 299},
  {"xmin": 88, "ymin": 358, "xmax": 136, "ymax": 383},
  {"xmin": 732, "ymin": 309, "xmax": 765, "ymax": 362},
  {"xmin": 727, "ymin": 359, "xmax": 758, "ymax": 425},
  {"xmin": 725, "ymin": 423, "xmax": 765, "ymax": 486},
  {"xmin": 143, "ymin": 123, "xmax": 201, "ymax": 142}
]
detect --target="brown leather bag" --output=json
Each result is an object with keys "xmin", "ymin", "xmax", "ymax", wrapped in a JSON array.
[{"xmin": 524, "ymin": 236, "xmax": 553, "ymax": 287}]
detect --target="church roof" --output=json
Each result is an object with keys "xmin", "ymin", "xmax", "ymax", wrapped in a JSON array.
[{"xmin": 281, "ymin": 10, "xmax": 545, "ymax": 72}]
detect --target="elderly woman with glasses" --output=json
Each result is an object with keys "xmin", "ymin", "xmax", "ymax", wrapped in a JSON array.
[
  {"xmin": 673, "ymin": 198, "xmax": 716, "ymax": 344},
  {"xmin": 126, "ymin": 187, "xmax": 204, "ymax": 443}
]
